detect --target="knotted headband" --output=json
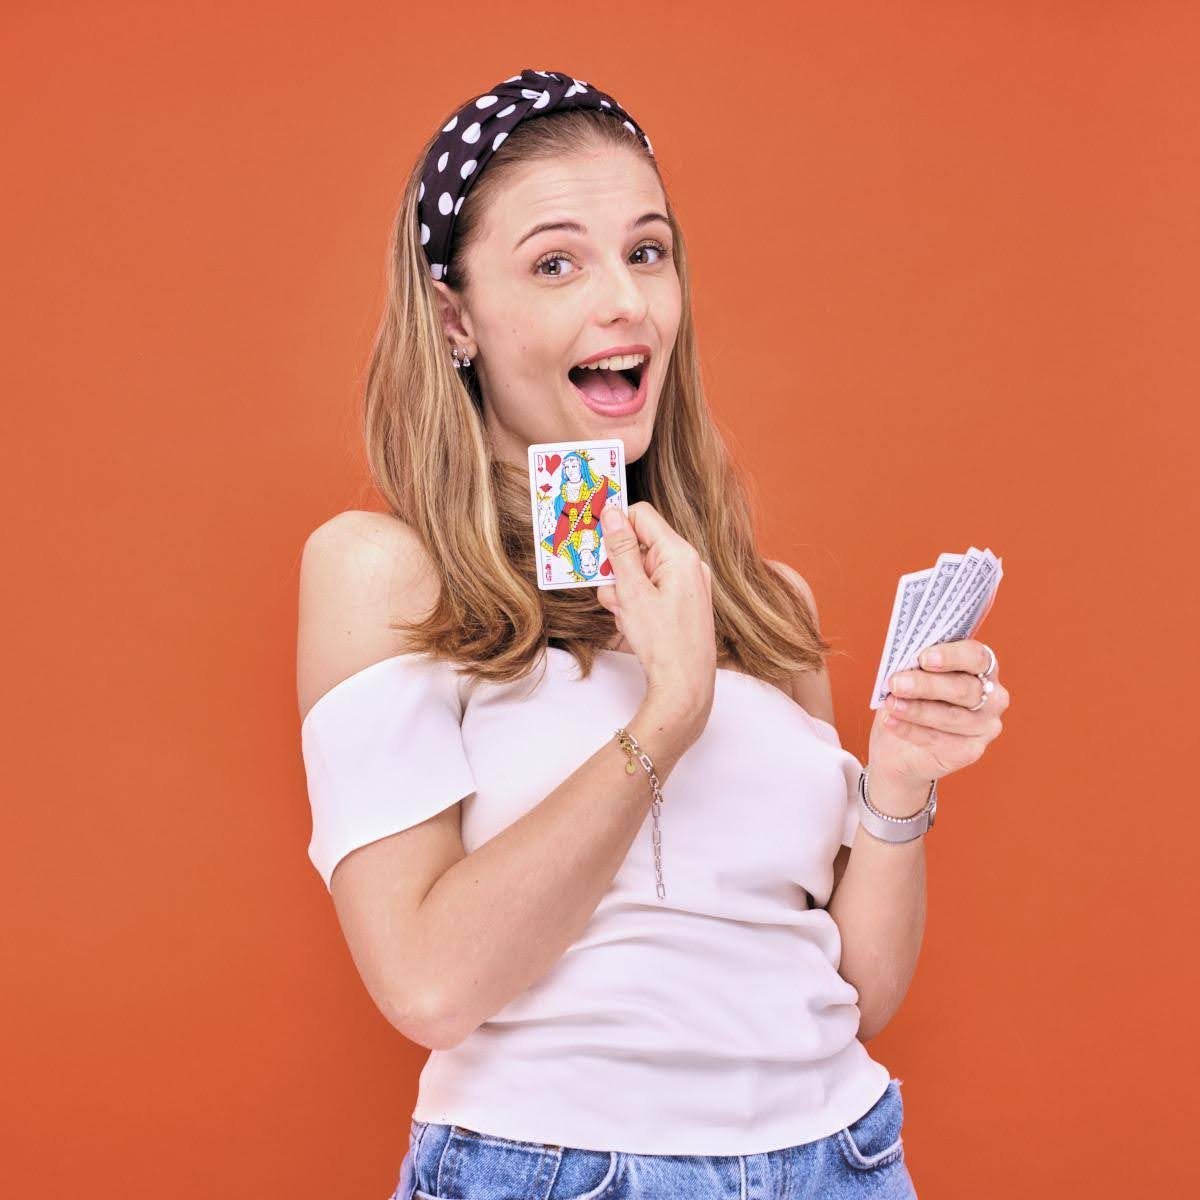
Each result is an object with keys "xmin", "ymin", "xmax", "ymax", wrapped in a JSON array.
[{"xmin": 417, "ymin": 68, "xmax": 655, "ymax": 282}]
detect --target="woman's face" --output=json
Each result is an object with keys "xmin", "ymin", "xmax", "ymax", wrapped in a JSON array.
[{"xmin": 433, "ymin": 144, "xmax": 682, "ymax": 467}]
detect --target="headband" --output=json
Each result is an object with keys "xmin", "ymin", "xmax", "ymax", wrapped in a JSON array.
[{"xmin": 417, "ymin": 68, "xmax": 655, "ymax": 282}]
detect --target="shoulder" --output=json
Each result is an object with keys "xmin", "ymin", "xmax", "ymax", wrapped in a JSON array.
[
  {"xmin": 297, "ymin": 510, "xmax": 441, "ymax": 722},
  {"xmin": 766, "ymin": 558, "xmax": 820, "ymax": 623},
  {"xmin": 300, "ymin": 509, "xmax": 430, "ymax": 587},
  {"xmin": 765, "ymin": 559, "xmax": 836, "ymax": 729}
]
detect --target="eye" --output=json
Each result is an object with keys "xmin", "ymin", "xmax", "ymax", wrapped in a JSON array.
[
  {"xmin": 631, "ymin": 239, "xmax": 670, "ymax": 265},
  {"xmin": 533, "ymin": 252, "xmax": 577, "ymax": 278}
]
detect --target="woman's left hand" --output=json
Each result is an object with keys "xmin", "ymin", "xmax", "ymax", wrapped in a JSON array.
[{"xmin": 867, "ymin": 639, "xmax": 1010, "ymax": 805}]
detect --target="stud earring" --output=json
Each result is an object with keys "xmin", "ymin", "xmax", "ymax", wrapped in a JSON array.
[{"xmin": 451, "ymin": 346, "xmax": 473, "ymax": 370}]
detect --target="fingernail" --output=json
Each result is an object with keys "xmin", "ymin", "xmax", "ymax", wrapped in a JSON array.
[
  {"xmin": 922, "ymin": 649, "xmax": 942, "ymax": 668},
  {"xmin": 603, "ymin": 506, "xmax": 626, "ymax": 529}
]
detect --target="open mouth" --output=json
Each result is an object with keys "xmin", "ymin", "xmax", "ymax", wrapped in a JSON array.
[{"xmin": 567, "ymin": 355, "xmax": 648, "ymax": 408}]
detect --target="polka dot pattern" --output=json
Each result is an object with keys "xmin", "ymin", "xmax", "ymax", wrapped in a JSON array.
[{"xmin": 417, "ymin": 67, "xmax": 654, "ymax": 282}]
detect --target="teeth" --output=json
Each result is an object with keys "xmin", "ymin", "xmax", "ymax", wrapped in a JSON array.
[{"xmin": 574, "ymin": 353, "xmax": 647, "ymax": 372}]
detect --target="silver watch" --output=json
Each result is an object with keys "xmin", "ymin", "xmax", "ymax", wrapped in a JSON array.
[{"xmin": 856, "ymin": 766, "xmax": 937, "ymax": 843}]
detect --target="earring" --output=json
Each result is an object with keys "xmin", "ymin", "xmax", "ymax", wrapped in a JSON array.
[{"xmin": 451, "ymin": 346, "xmax": 474, "ymax": 370}]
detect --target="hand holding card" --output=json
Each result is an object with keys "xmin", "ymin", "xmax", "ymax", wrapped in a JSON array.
[
  {"xmin": 596, "ymin": 500, "xmax": 717, "ymax": 725},
  {"xmin": 870, "ymin": 546, "xmax": 1004, "ymax": 709}
]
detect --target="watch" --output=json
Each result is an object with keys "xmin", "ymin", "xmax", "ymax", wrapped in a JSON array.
[{"xmin": 856, "ymin": 766, "xmax": 937, "ymax": 843}]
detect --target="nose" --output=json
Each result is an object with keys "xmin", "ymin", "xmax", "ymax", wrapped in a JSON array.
[{"xmin": 594, "ymin": 254, "xmax": 650, "ymax": 325}]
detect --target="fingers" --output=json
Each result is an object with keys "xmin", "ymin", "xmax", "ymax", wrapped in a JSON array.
[
  {"xmin": 599, "ymin": 506, "xmax": 651, "ymax": 597},
  {"xmin": 596, "ymin": 582, "xmax": 623, "ymax": 612},
  {"xmin": 624, "ymin": 502, "xmax": 701, "ymax": 567},
  {"xmin": 884, "ymin": 694, "xmax": 1004, "ymax": 740},
  {"xmin": 890, "ymin": 666, "xmax": 1010, "ymax": 711},
  {"xmin": 880, "ymin": 713, "xmax": 993, "ymax": 768},
  {"xmin": 917, "ymin": 638, "xmax": 996, "ymax": 677},
  {"xmin": 598, "ymin": 501, "xmax": 708, "ymax": 612},
  {"xmin": 597, "ymin": 562, "xmax": 702, "ymax": 612}
]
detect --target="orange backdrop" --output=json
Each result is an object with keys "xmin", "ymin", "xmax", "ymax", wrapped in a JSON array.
[{"xmin": 4, "ymin": 3, "xmax": 1195, "ymax": 1196}]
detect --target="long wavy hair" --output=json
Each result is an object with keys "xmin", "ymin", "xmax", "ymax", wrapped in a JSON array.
[{"xmin": 363, "ymin": 101, "xmax": 835, "ymax": 687}]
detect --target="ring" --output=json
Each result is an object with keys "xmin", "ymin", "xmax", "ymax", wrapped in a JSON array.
[
  {"xmin": 966, "ymin": 642, "xmax": 998, "ymax": 712},
  {"xmin": 979, "ymin": 642, "xmax": 998, "ymax": 678}
]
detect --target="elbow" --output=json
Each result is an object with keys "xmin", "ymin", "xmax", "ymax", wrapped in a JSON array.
[
  {"xmin": 856, "ymin": 995, "xmax": 900, "ymax": 1043},
  {"xmin": 384, "ymin": 989, "xmax": 476, "ymax": 1051}
]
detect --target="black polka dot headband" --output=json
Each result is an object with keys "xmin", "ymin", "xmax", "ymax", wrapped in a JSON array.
[{"xmin": 417, "ymin": 68, "xmax": 655, "ymax": 282}]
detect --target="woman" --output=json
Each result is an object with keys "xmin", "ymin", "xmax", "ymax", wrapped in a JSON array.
[{"xmin": 297, "ymin": 68, "xmax": 1009, "ymax": 1200}]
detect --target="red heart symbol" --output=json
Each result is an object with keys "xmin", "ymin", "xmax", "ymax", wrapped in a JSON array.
[
  {"xmin": 545, "ymin": 454, "xmax": 561, "ymax": 475},
  {"xmin": 599, "ymin": 559, "xmax": 613, "ymax": 576}
]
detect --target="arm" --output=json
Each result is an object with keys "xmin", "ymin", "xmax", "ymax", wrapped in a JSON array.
[
  {"xmin": 299, "ymin": 512, "xmax": 705, "ymax": 1050},
  {"xmin": 767, "ymin": 560, "xmax": 927, "ymax": 1041}
]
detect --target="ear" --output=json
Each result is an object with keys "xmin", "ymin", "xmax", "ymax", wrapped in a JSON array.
[{"xmin": 430, "ymin": 278, "xmax": 475, "ymax": 350}]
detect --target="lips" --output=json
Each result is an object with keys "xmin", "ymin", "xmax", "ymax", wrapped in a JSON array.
[
  {"xmin": 568, "ymin": 357, "xmax": 649, "ymax": 417},
  {"xmin": 567, "ymin": 358, "xmax": 644, "ymax": 397},
  {"xmin": 570, "ymin": 343, "xmax": 652, "ymax": 369}
]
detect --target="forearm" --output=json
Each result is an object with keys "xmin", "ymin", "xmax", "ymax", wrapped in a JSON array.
[
  {"xmin": 410, "ymin": 694, "xmax": 698, "ymax": 1048},
  {"xmin": 827, "ymin": 773, "xmax": 929, "ymax": 1041}
]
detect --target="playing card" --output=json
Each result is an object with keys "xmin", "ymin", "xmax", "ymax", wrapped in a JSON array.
[
  {"xmin": 892, "ymin": 547, "xmax": 985, "ymax": 678},
  {"xmin": 868, "ymin": 564, "xmax": 939, "ymax": 713},
  {"xmin": 895, "ymin": 549, "xmax": 1001, "ymax": 675},
  {"xmin": 887, "ymin": 552, "xmax": 965, "ymax": 682},
  {"xmin": 870, "ymin": 547, "xmax": 1004, "ymax": 708},
  {"xmin": 527, "ymin": 439, "xmax": 628, "ymax": 590}
]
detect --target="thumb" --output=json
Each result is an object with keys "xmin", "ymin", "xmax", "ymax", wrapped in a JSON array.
[{"xmin": 599, "ymin": 506, "xmax": 648, "ymax": 594}]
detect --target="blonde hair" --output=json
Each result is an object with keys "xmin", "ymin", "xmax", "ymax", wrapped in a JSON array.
[{"xmin": 362, "ymin": 103, "xmax": 834, "ymax": 687}]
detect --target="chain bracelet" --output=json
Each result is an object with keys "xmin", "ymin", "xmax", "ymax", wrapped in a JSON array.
[{"xmin": 614, "ymin": 726, "xmax": 666, "ymax": 900}]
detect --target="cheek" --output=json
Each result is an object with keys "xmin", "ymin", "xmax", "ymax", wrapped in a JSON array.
[
  {"xmin": 502, "ymin": 309, "xmax": 570, "ymax": 373},
  {"xmin": 656, "ymin": 286, "xmax": 683, "ymax": 343},
  {"xmin": 484, "ymin": 325, "xmax": 545, "ymax": 387}
]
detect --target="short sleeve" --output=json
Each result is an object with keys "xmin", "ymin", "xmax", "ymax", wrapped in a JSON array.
[
  {"xmin": 839, "ymin": 748, "xmax": 865, "ymax": 847},
  {"xmin": 300, "ymin": 653, "xmax": 477, "ymax": 891},
  {"xmin": 800, "ymin": 711, "xmax": 864, "ymax": 848}
]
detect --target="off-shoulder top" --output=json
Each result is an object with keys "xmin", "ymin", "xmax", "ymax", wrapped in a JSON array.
[{"xmin": 299, "ymin": 645, "xmax": 892, "ymax": 1156}]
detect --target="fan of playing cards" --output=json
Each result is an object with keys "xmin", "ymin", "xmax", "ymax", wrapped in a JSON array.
[
  {"xmin": 528, "ymin": 438, "xmax": 629, "ymax": 590},
  {"xmin": 870, "ymin": 547, "xmax": 1004, "ymax": 709}
]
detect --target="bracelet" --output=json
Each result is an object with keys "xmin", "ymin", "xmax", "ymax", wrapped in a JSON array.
[
  {"xmin": 856, "ymin": 765, "xmax": 937, "ymax": 843},
  {"xmin": 614, "ymin": 727, "xmax": 666, "ymax": 900}
]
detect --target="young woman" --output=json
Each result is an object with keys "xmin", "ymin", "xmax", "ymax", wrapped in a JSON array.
[{"xmin": 297, "ymin": 68, "xmax": 1008, "ymax": 1200}]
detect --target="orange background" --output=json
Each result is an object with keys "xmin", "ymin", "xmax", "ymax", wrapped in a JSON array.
[{"xmin": 4, "ymin": 3, "xmax": 1195, "ymax": 1196}]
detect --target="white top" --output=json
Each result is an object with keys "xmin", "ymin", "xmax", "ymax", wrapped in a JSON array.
[{"xmin": 300, "ymin": 645, "xmax": 892, "ymax": 1155}]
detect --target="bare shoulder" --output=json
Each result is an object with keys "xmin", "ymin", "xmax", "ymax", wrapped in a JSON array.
[
  {"xmin": 297, "ymin": 510, "xmax": 441, "ymax": 723},
  {"xmin": 767, "ymin": 558, "xmax": 819, "ymax": 618},
  {"xmin": 765, "ymin": 558, "xmax": 836, "ymax": 729}
]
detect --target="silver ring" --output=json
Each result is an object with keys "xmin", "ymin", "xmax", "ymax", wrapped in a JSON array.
[
  {"xmin": 966, "ymin": 643, "xmax": 998, "ymax": 711},
  {"xmin": 979, "ymin": 642, "xmax": 998, "ymax": 678}
]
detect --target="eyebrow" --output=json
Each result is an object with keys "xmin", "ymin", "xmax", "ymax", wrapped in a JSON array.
[{"xmin": 512, "ymin": 211, "xmax": 671, "ymax": 252}]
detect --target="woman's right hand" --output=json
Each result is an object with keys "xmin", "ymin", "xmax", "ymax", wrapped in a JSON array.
[{"xmin": 596, "ymin": 502, "xmax": 716, "ymax": 738}]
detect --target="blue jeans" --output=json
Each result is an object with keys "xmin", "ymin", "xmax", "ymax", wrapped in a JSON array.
[{"xmin": 390, "ymin": 1077, "xmax": 917, "ymax": 1199}]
